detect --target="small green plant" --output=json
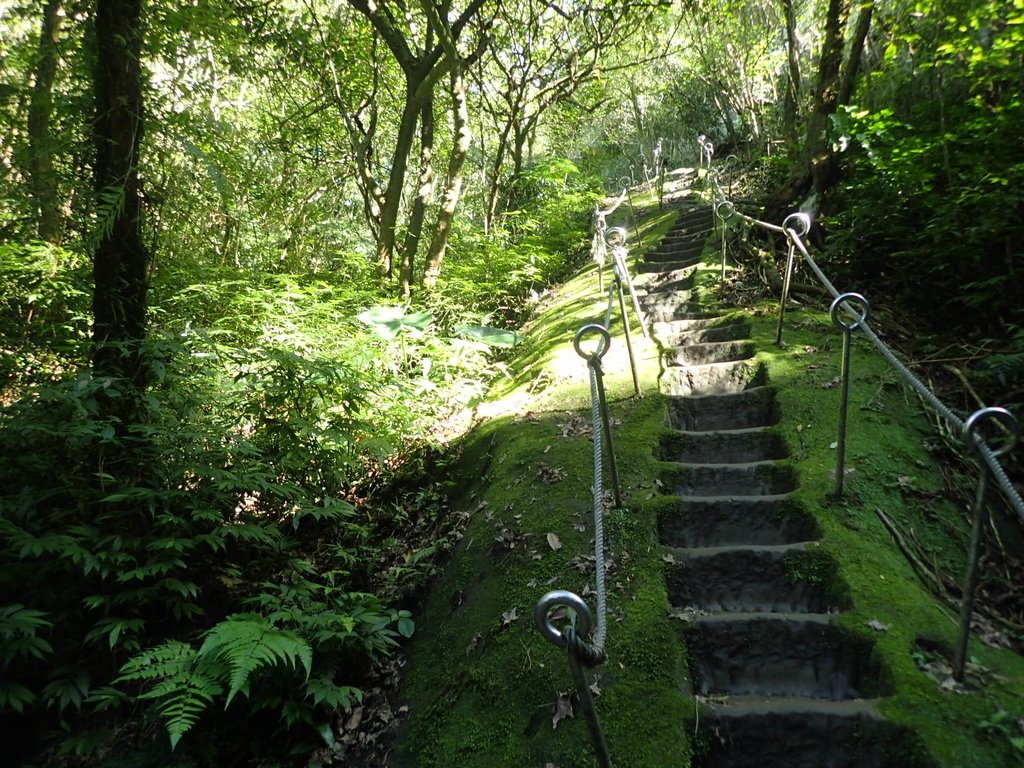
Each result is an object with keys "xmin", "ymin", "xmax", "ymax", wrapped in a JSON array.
[{"xmin": 976, "ymin": 710, "xmax": 1024, "ymax": 762}]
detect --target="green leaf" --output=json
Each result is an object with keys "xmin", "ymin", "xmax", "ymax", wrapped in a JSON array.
[
  {"xmin": 0, "ymin": 681, "xmax": 36, "ymax": 713},
  {"xmin": 198, "ymin": 616, "xmax": 312, "ymax": 706},
  {"xmin": 357, "ymin": 306, "xmax": 433, "ymax": 339},
  {"xmin": 456, "ymin": 324, "xmax": 522, "ymax": 348}
]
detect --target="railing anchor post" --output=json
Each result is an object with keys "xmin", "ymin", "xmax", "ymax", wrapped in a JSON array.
[
  {"xmin": 829, "ymin": 292, "xmax": 870, "ymax": 498},
  {"xmin": 954, "ymin": 407, "xmax": 1019, "ymax": 682},
  {"xmin": 777, "ymin": 212, "xmax": 811, "ymax": 345}
]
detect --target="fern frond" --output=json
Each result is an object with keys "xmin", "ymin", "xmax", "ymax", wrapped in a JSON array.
[
  {"xmin": 303, "ymin": 676, "xmax": 363, "ymax": 710},
  {"xmin": 117, "ymin": 640, "xmax": 195, "ymax": 682},
  {"xmin": 198, "ymin": 616, "xmax": 312, "ymax": 706},
  {"xmin": 119, "ymin": 641, "xmax": 225, "ymax": 749},
  {"xmin": 143, "ymin": 669, "xmax": 224, "ymax": 750}
]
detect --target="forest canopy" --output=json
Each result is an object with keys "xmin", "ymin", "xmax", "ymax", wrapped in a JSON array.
[{"xmin": 0, "ymin": 0, "xmax": 1020, "ymax": 763}]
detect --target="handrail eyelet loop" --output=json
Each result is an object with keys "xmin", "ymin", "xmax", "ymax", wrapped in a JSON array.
[
  {"xmin": 964, "ymin": 406, "xmax": 1019, "ymax": 458},
  {"xmin": 574, "ymin": 323, "xmax": 611, "ymax": 361},
  {"xmin": 604, "ymin": 226, "xmax": 628, "ymax": 247},
  {"xmin": 534, "ymin": 590, "xmax": 593, "ymax": 648},
  {"xmin": 830, "ymin": 292, "xmax": 870, "ymax": 332},
  {"xmin": 783, "ymin": 212, "xmax": 811, "ymax": 238}
]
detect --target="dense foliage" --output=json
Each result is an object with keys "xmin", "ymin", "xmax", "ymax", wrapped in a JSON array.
[{"xmin": 1, "ymin": 0, "xmax": 1020, "ymax": 763}]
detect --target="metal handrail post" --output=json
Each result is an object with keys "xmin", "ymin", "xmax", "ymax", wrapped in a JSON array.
[
  {"xmin": 614, "ymin": 246, "xmax": 648, "ymax": 339},
  {"xmin": 716, "ymin": 201, "xmax": 735, "ymax": 282},
  {"xmin": 568, "ymin": 633, "xmax": 613, "ymax": 768},
  {"xmin": 954, "ymin": 407, "xmax": 1019, "ymax": 681},
  {"xmin": 614, "ymin": 272, "xmax": 641, "ymax": 397},
  {"xmin": 535, "ymin": 592, "xmax": 612, "ymax": 768},
  {"xmin": 777, "ymin": 213, "xmax": 812, "ymax": 345},
  {"xmin": 830, "ymin": 293, "xmax": 870, "ymax": 497}
]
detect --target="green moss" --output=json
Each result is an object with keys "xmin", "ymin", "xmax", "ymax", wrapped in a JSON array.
[
  {"xmin": 745, "ymin": 301, "xmax": 1024, "ymax": 768},
  {"xmin": 396, "ymin": 206, "xmax": 1023, "ymax": 768}
]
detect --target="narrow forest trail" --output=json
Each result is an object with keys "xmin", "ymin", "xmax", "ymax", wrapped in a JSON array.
[{"xmin": 637, "ymin": 199, "xmax": 931, "ymax": 767}]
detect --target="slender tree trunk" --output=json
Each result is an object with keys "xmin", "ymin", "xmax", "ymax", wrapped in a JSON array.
[
  {"xmin": 423, "ymin": 68, "xmax": 470, "ymax": 290},
  {"xmin": 375, "ymin": 81, "xmax": 423, "ymax": 279},
  {"xmin": 28, "ymin": 0, "xmax": 64, "ymax": 244},
  {"xmin": 838, "ymin": 0, "xmax": 875, "ymax": 105},
  {"xmin": 806, "ymin": 0, "xmax": 851, "ymax": 205},
  {"xmin": 485, "ymin": 122, "xmax": 512, "ymax": 233},
  {"xmin": 399, "ymin": 96, "xmax": 435, "ymax": 298},
  {"xmin": 781, "ymin": 0, "xmax": 801, "ymax": 158},
  {"xmin": 92, "ymin": 0, "xmax": 150, "ymax": 396}
]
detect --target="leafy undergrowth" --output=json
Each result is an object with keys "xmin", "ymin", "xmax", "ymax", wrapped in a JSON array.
[
  {"xmin": 394, "ymin": 200, "xmax": 690, "ymax": 768},
  {"xmin": 394, "ymin": 195, "xmax": 1023, "ymax": 767}
]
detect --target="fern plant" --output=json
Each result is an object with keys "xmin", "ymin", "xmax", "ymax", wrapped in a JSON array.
[
  {"xmin": 0, "ymin": 604, "xmax": 53, "ymax": 713},
  {"xmin": 119, "ymin": 616, "xmax": 313, "ymax": 748}
]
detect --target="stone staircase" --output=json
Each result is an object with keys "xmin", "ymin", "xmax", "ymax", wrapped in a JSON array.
[{"xmin": 640, "ymin": 201, "xmax": 933, "ymax": 768}]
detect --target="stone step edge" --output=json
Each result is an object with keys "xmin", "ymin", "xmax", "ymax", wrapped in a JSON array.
[
  {"xmin": 658, "ymin": 492, "xmax": 795, "ymax": 504},
  {"xmin": 662, "ymin": 458, "xmax": 785, "ymax": 470},
  {"xmin": 688, "ymin": 611, "xmax": 837, "ymax": 625},
  {"xmin": 667, "ymin": 542, "xmax": 813, "ymax": 559},
  {"xmin": 695, "ymin": 694, "xmax": 883, "ymax": 719}
]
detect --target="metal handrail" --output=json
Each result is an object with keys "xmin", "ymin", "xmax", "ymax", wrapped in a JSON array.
[{"xmin": 698, "ymin": 134, "xmax": 1022, "ymax": 682}]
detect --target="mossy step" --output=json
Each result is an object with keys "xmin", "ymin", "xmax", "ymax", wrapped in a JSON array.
[
  {"xmin": 652, "ymin": 313, "xmax": 739, "ymax": 335},
  {"xmin": 660, "ymin": 359, "xmax": 767, "ymax": 397},
  {"xmin": 692, "ymin": 704, "xmax": 937, "ymax": 768},
  {"xmin": 665, "ymin": 222, "xmax": 713, "ymax": 237},
  {"xmin": 657, "ymin": 428, "xmax": 789, "ymax": 463},
  {"xmin": 658, "ymin": 320, "xmax": 752, "ymax": 346},
  {"xmin": 656, "ymin": 495, "xmax": 820, "ymax": 547},
  {"xmin": 659, "ymin": 460, "xmax": 798, "ymax": 496},
  {"xmin": 686, "ymin": 616, "xmax": 886, "ymax": 700},
  {"xmin": 667, "ymin": 548, "xmax": 846, "ymax": 614},
  {"xmin": 631, "ymin": 265, "xmax": 696, "ymax": 293},
  {"xmin": 662, "ymin": 339, "xmax": 756, "ymax": 367},
  {"xmin": 665, "ymin": 385, "xmax": 779, "ymax": 430},
  {"xmin": 672, "ymin": 207, "xmax": 714, "ymax": 222},
  {"xmin": 647, "ymin": 242, "xmax": 705, "ymax": 259},
  {"xmin": 643, "ymin": 299, "xmax": 718, "ymax": 323},
  {"xmin": 636, "ymin": 257, "xmax": 701, "ymax": 274}
]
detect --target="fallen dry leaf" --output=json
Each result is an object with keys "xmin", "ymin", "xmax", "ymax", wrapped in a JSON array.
[
  {"xmin": 501, "ymin": 607, "xmax": 519, "ymax": 627},
  {"xmin": 547, "ymin": 532, "xmax": 562, "ymax": 551},
  {"xmin": 344, "ymin": 707, "xmax": 364, "ymax": 731},
  {"xmin": 551, "ymin": 691, "xmax": 574, "ymax": 728},
  {"xmin": 866, "ymin": 619, "xmax": 889, "ymax": 632}
]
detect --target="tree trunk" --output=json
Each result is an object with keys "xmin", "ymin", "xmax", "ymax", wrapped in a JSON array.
[
  {"xmin": 375, "ymin": 81, "xmax": 423, "ymax": 279},
  {"xmin": 806, "ymin": 0, "xmax": 851, "ymax": 206},
  {"xmin": 27, "ymin": 0, "xmax": 64, "ymax": 244},
  {"xmin": 423, "ymin": 67, "xmax": 470, "ymax": 291},
  {"xmin": 484, "ymin": 121, "xmax": 513, "ymax": 234},
  {"xmin": 781, "ymin": 0, "xmax": 801, "ymax": 158},
  {"xmin": 837, "ymin": 0, "xmax": 875, "ymax": 106},
  {"xmin": 399, "ymin": 95, "xmax": 435, "ymax": 298},
  {"xmin": 92, "ymin": 0, "xmax": 150, "ymax": 395}
]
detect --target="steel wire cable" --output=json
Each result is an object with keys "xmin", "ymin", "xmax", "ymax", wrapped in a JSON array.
[
  {"xmin": 702, "ymin": 137, "xmax": 1024, "ymax": 522},
  {"xmin": 587, "ymin": 360, "xmax": 608, "ymax": 650},
  {"xmin": 785, "ymin": 227, "xmax": 1024, "ymax": 522},
  {"xmin": 708, "ymin": 174, "xmax": 1024, "ymax": 522}
]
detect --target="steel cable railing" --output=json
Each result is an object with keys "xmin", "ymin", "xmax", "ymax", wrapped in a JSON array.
[{"xmin": 700, "ymin": 134, "xmax": 1022, "ymax": 681}]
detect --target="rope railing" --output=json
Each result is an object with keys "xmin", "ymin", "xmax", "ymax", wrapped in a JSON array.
[
  {"xmin": 592, "ymin": 188, "xmax": 628, "ymax": 293},
  {"xmin": 699, "ymin": 134, "xmax": 1022, "ymax": 682},
  {"xmin": 534, "ymin": 175, "xmax": 667, "ymax": 766},
  {"xmin": 534, "ymin": 323, "xmax": 618, "ymax": 768}
]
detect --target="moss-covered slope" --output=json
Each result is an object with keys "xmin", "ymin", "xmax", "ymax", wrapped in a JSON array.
[{"xmin": 394, "ymin": 196, "xmax": 1023, "ymax": 768}]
